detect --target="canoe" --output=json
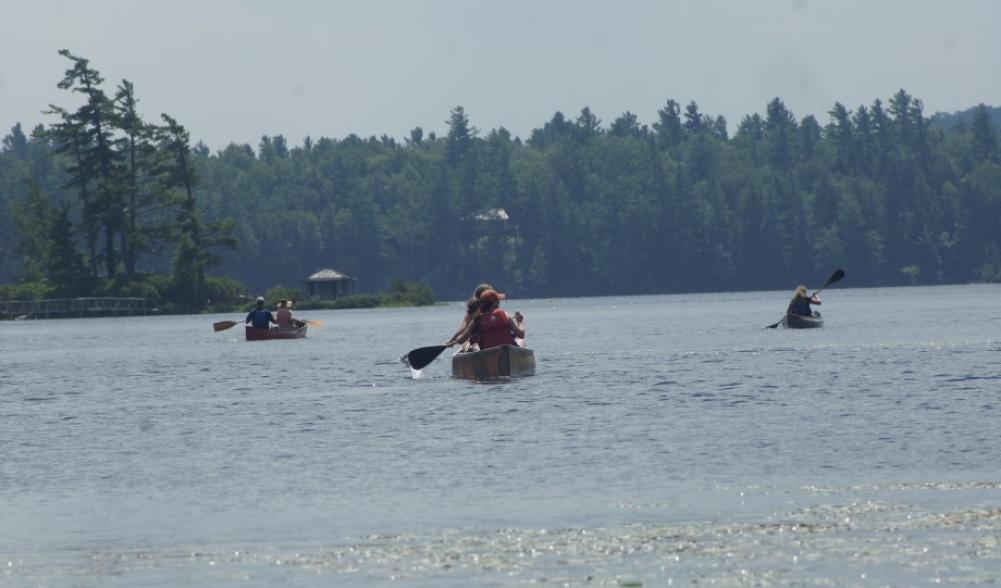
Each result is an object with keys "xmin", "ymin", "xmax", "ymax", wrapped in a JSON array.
[
  {"xmin": 245, "ymin": 325, "xmax": 308, "ymax": 341},
  {"xmin": 783, "ymin": 312, "xmax": 823, "ymax": 329},
  {"xmin": 451, "ymin": 344, "xmax": 536, "ymax": 380}
]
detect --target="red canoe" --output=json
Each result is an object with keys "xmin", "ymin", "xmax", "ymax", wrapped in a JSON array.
[{"xmin": 245, "ymin": 325, "xmax": 308, "ymax": 341}]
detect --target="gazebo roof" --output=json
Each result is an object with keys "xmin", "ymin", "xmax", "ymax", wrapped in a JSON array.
[{"xmin": 304, "ymin": 268, "xmax": 355, "ymax": 282}]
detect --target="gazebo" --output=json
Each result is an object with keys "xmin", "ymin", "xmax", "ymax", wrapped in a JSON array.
[{"xmin": 301, "ymin": 268, "xmax": 356, "ymax": 299}]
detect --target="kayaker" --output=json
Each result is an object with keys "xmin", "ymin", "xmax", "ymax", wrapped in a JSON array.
[
  {"xmin": 444, "ymin": 289, "xmax": 525, "ymax": 350},
  {"xmin": 246, "ymin": 296, "xmax": 277, "ymax": 329},
  {"xmin": 787, "ymin": 285, "xmax": 821, "ymax": 316}
]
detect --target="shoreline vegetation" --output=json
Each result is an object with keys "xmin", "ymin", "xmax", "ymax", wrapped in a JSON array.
[
  {"xmin": 0, "ymin": 278, "xmax": 435, "ymax": 320},
  {"xmin": 11, "ymin": 279, "xmax": 1001, "ymax": 322},
  {"xmin": 255, "ymin": 279, "xmax": 434, "ymax": 312},
  {"xmin": 0, "ymin": 51, "xmax": 441, "ymax": 315},
  {"xmin": 2, "ymin": 52, "xmax": 1001, "ymax": 311}
]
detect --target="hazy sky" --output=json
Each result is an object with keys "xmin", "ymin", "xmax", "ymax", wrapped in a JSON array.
[{"xmin": 2, "ymin": 0, "xmax": 999, "ymax": 150}]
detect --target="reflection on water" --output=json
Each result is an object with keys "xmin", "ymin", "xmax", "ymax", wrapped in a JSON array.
[
  {"xmin": 7, "ymin": 484, "xmax": 998, "ymax": 587},
  {"xmin": 1, "ymin": 285, "xmax": 999, "ymax": 586}
]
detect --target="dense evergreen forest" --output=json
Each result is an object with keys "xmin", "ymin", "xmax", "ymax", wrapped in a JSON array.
[{"xmin": 2, "ymin": 52, "xmax": 1000, "ymax": 304}]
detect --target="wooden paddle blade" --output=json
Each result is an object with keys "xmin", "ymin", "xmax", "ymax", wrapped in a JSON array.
[
  {"xmin": 213, "ymin": 320, "xmax": 240, "ymax": 332},
  {"xmin": 304, "ymin": 319, "xmax": 323, "ymax": 327},
  {"xmin": 407, "ymin": 345, "xmax": 447, "ymax": 370}
]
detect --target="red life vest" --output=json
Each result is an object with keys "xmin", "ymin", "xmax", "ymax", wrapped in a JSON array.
[{"xmin": 477, "ymin": 308, "xmax": 515, "ymax": 349}]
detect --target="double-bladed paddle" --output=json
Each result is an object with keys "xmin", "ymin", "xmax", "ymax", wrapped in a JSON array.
[{"xmin": 766, "ymin": 269, "xmax": 845, "ymax": 329}]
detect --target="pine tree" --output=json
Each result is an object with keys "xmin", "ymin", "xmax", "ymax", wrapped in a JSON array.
[
  {"xmin": 970, "ymin": 103, "xmax": 997, "ymax": 163},
  {"xmin": 45, "ymin": 106, "xmax": 100, "ymax": 277},
  {"xmin": 10, "ymin": 182, "xmax": 54, "ymax": 282},
  {"xmin": 445, "ymin": 106, "xmax": 473, "ymax": 164},
  {"xmin": 46, "ymin": 204, "xmax": 92, "ymax": 297},
  {"xmin": 114, "ymin": 79, "xmax": 163, "ymax": 277},
  {"xmin": 58, "ymin": 50, "xmax": 122, "ymax": 277},
  {"xmin": 653, "ymin": 99, "xmax": 683, "ymax": 150},
  {"xmin": 1, "ymin": 123, "xmax": 28, "ymax": 157},
  {"xmin": 158, "ymin": 114, "xmax": 237, "ymax": 310},
  {"xmin": 48, "ymin": 49, "xmax": 123, "ymax": 278}
]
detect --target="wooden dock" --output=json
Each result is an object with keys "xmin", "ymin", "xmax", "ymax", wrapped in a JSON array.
[{"xmin": 0, "ymin": 297, "xmax": 157, "ymax": 320}]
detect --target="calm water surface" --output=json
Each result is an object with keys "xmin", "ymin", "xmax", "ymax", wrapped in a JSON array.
[{"xmin": 1, "ymin": 285, "xmax": 999, "ymax": 587}]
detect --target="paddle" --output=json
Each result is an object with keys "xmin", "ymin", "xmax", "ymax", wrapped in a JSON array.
[
  {"xmin": 811, "ymin": 268, "xmax": 845, "ymax": 297},
  {"xmin": 765, "ymin": 317, "xmax": 784, "ymax": 329},
  {"xmin": 215, "ymin": 318, "xmax": 320, "ymax": 331},
  {"xmin": 213, "ymin": 320, "xmax": 240, "ymax": 332},
  {"xmin": 766, "ymin": 269, "xmax": 845, "ymax": 329},
  {"xmin": 405, "ymin": 345, "xmax": 448, "ymax": 370}
]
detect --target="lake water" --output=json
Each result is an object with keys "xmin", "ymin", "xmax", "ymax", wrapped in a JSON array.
[{"xmin": 1, "ymin": 285, "xmax": 999, "ymax": 587}]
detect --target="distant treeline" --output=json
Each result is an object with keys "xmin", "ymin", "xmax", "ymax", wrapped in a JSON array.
[
  {"xmin": 2, "ymin": 54, "xmax": 1000, "ymax": 301},
  {"xmin": 930, "ymin": 105, "xmax": 1001, "ymax": 130}
]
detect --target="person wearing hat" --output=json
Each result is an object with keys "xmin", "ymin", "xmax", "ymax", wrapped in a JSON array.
[
  {"xmin": 444, "ymin": 288, "xmax": 525, "ymax": 350},
  {"xmin": 447, "ymin": 282, "xmax": 494, "ymax": 352},
  {"xmin": 787, "ymin": 285, "xmax": 821, "ymax": 317},
  {"xmin": 275, "ymin": 299, "xmax": 305, "ymax": 329},
  {"xmin": 246, "ymin": 296, "xmax": 277, "ymax": 329}
]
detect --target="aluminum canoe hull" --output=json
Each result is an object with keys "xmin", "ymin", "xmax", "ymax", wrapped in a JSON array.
[{"xmin": 451, "ymin": 345, "xmax": 535, "ymax": 380}]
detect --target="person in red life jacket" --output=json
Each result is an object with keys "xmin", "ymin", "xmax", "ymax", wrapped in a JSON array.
[{"xmin": 444, "ymin": 289, "xmax": 525, "ymax": 350}]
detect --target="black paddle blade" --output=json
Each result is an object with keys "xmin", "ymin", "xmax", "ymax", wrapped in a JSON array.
[
  {"xmin": 406, "ymin": 345, "xmax": 447, "ymax": 370},
  {"xmin": 827, "ymin": 269, "xmax": 845, "ymax": 286}
]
